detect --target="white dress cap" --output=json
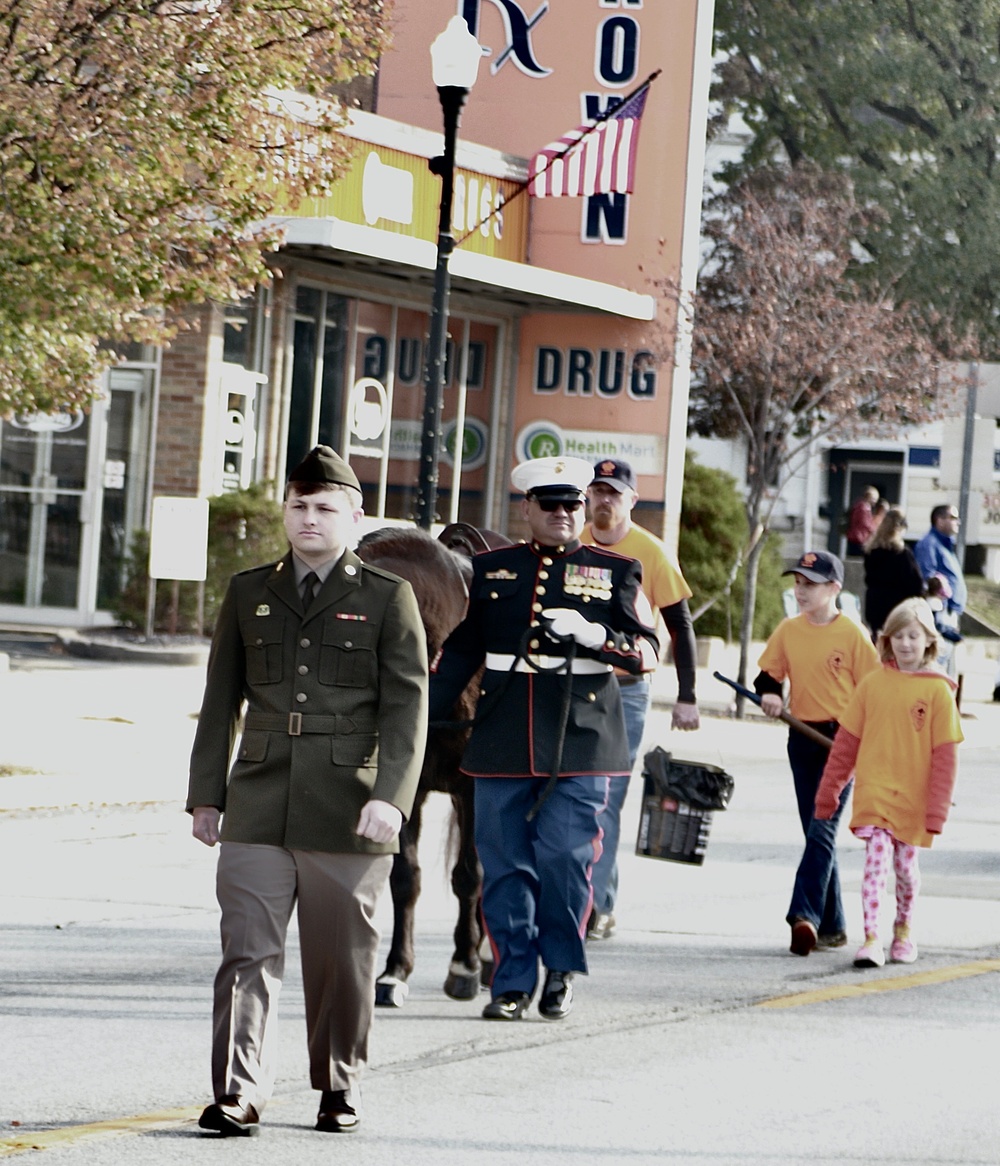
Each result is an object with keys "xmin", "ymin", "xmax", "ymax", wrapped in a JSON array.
[{"xmin": 510, "ymin": 456, "xmax": 595, "ymax": 497}]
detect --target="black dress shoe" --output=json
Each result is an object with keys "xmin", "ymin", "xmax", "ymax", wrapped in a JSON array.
[
  {"xmin": 316, "ymin": 1088, "xmax": 359, "ymax": 1133},
  {"xmin": 538, "ymin": 970, "xmax": 574, "ymax": 1020},
  {"xmin": 482, "ymin": 990, "xmax": 531, "ymax": 1020},
  {"xmin": 198, "ymin": 1096, "xmax": 260, "ymax": 1137}
]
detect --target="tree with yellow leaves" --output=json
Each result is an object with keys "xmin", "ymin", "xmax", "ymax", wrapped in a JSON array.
[{"xmin": 0, "ymin": 0, "xmax": 386, "ymax": 414}]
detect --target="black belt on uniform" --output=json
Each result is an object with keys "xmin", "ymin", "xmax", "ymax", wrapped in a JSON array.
[
  {"xmin": 244, "ymin": 711, "xmax": 372, "ymax": 737},
  {"xmin": 616, "ymin": 674, "xmax": 651, "ymax": 688}
]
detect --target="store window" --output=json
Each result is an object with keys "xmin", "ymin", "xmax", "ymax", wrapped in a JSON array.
[
  {"xmin": 349, "ymin": 303, "xmax": 499, "ymax": 524},
  {"xmin": 284, "ymin": 282, "xmax": 503, "ymax": 527},
  {"xmin": 286, "ymin": 286, "xmax": 349, "ymax": 473}
]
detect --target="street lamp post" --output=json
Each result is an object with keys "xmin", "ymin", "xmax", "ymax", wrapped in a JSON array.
[{"xmin": 415, "ymin": 16, "xmax": 481, "ymax": 530}]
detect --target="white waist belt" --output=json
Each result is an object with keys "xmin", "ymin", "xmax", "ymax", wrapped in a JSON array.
[{"xmin": 485, "ymin": 653, "xmax": 612, "ymax": 675}]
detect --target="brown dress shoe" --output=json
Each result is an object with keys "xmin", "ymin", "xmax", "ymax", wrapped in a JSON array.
[
  {"xmin": 316, "ymin": 1088, "xmax": 360, "ymax": 1133},
  {"xmin": 198, "ymin": 1096, "xmax": 260, "ymax": 1137},
  {"xmin": 789, "ymin": 917, "xmax": 817, "ymax": 956}
]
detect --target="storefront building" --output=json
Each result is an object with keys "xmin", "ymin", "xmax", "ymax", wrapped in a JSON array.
[{"xmin": 0, "ymin": 0, "xmax": 716, "ymax": 626}]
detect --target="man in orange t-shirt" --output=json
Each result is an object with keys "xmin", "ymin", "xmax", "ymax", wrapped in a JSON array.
[{"xmin": 582, "ymin": 458, "xmax": 699, "ymax": 940}]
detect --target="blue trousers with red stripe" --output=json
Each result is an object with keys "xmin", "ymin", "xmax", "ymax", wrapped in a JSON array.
[{"xmin": 474, "ymin": 774, "xmax": 608, "ymax": 999}]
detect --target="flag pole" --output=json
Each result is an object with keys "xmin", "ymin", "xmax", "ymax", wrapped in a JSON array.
[{"xmin": 454, "ymin": 68, "xmax": 661, "ymax": 248}]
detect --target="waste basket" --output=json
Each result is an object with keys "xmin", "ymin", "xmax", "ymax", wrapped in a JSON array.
[{"xmin": 636, "ymin": 747, "xmax": 734, "ymax": 866}]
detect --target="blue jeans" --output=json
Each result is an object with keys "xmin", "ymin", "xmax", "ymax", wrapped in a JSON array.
[
  {"xmin": 590, "ymin": 677, "xmax": 651, "ymax": 915},
  {"xmin": 785, "ymin": 726, "xmax": 851, "ymax": 936}
]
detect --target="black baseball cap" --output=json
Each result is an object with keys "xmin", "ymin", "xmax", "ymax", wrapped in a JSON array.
[
  {"xmin": 590, "ymin": 458, "xmax": 637, "ymax": 493},
  {"xmin": 782, "ymin": 551, "xmax": 844, "ymax": 585}
]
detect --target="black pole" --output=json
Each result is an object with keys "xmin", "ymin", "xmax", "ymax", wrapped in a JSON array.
[{"xmin": 415, "ymin": 84, "xmax": 468, "ymax": 530}]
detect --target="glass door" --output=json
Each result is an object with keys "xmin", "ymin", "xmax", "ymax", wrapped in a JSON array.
[
  {"xmin": 96, "ymin": 371, "xmax": 152, "ymax": 610},
  {"xmin": 0, "ymin": 365, "xmax": 153, "ymax": 619},
  {"xmin": 0, "ymin": 411, "xmax": 91, "ymax": 609}
]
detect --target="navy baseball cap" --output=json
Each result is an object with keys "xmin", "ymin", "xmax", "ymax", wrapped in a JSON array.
[
  {"xmin": 591, "ymin": 458, "xmax": 637, "ymax": 493},
  {"xmin": 782, "ymin": 551, "xmax": 844, "ymax": 585}
]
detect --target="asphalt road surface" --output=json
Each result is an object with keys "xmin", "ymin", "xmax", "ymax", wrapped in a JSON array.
[{"xmin": 1, "ymin": 655, "xmax": 998, "ymax": 1165}]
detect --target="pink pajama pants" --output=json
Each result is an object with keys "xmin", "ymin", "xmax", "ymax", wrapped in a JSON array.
[{"xmin": 859, "ymin": 826, "xmax": 920, "ymax": 937}]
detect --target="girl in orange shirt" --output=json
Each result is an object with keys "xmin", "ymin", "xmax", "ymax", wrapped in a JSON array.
[{"xmin": 815, "ymin": 599, "xmax": 962, "ymax": 968}]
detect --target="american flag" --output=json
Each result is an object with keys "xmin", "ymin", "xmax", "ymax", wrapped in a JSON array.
[{"xmin": 528, "ymin": 85, "xmax": 651, "ymax": 199}]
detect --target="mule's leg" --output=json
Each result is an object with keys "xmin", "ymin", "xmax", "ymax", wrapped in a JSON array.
[
  {"xmin": 443, "ymin": 784, "xmax": 485, "ymax": 1000},
  {"xmin": 375, "ymin": 791, "xmax": 424, "ymax": 1008}
]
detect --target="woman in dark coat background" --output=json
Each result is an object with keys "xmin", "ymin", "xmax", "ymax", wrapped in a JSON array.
[{"xmin": 862, "ymin": 507, "xmax": 925, "ymax": 639}]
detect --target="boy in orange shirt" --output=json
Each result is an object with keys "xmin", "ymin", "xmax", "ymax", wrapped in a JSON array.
[{"xmin": 755, "ymin": 551, "xmax": 880, "ymax": 955}]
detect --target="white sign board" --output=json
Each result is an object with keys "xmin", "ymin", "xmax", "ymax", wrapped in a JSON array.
[
  {"xmin": 938, "ymin": 416, "xmax": 995, "ymax": 492},
  {"xmin": 149, "ymin": 496, "xmax": 209, "ymax": 581}
]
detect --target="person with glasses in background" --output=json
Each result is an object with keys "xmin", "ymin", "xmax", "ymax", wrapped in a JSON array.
[
  {"xmin": 428, "ymin": 456, "xmax": 658, "ymax": 1022},
  {"xmin": 914, "ymin": 505, "xmax": 967, "ymax": 677}
]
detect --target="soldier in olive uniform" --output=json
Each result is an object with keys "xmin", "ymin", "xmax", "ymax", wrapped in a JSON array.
[
  {"xmin": 429, "ymin": 456, "xmax": 658, "ymax": 1022},
  {"xmin": 187, "ymin": 446, "xmax": 427, "ymax": 1137}
]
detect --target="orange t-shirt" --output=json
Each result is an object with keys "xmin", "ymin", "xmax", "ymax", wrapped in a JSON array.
[
  {"xmin": 581, "ymin": 522, "xmax": 692, "ymax": 612},
  {"xmin": 839, "ymin": 666, "xmax": 963, "ymax": 847},
  {"xmin": 757, "ymin": 613, "xmax": 879, "ymax": 722}
]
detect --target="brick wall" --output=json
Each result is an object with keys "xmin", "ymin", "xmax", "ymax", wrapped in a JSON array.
[{"xmin": 155, "ymin": 305, "xmax": 221, "ymax": 497}]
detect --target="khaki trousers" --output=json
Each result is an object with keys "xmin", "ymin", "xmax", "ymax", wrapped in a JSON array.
[{"xmin": 212, "ymin": 842, "xmax": 392, "ymax": 1112}]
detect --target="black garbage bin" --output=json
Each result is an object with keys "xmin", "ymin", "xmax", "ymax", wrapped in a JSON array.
[{"xmin": 635, "ymin": 747, "xmax": 735, "ymax": 867}]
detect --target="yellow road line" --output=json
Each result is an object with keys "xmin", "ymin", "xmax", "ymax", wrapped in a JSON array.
[
  {"xmin": 0, "ymin": 1107, "xmax": 201, "ymax": 1157},
  {"xmin": 6, "ymin": 961, "xmax": 1000, "ymax": 1154},
  {"xmin": 756, "ymin": 958, "xmax": 1000, "ymax": 1010}
]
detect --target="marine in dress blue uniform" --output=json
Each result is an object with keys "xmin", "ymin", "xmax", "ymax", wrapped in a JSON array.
[{"xmin": 429, "ymin": 457, "xmax": 658, "ymax": 1020}]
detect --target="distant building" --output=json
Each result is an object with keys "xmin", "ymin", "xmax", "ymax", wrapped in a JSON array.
[
  {"xmin": 694, "ymin": 111, "xmax": 1000, "ymax": 582},
  {"xmin": 690, "ymin": 363, "xmax": 1000, "ymax": 582}
]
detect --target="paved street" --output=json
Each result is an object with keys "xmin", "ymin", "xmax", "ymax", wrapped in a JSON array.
[{"xmin": 1, "ymin": 646, "xmax": 998, "ymax": 1164}]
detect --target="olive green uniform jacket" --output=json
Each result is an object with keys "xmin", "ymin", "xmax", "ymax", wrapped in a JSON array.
[{"xmin": 186, "ymin": 549, "xmax": 428, "ymax": 855}]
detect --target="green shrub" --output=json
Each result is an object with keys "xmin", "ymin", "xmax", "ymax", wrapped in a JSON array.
[
  {"xmin": 679, "ymin": 453, "xmax": 785, "ymax": 641},
  {"xmin": 204, "ymin": 484, "xmax": 287, "ymax": 627},
  {"xmin": 113, "ymin": 483, "xmax": 286, "ymax": 635}
]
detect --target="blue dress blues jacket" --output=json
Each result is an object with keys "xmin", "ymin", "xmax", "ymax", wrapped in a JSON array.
[{"xmin": 429, "ymin": 538, "xmax": 658, "ymax": 778}]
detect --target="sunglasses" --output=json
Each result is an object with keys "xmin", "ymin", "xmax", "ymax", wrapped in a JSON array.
[{"xmin": 533, "ymin": 497, "xmax": 584, "ymax": 513}]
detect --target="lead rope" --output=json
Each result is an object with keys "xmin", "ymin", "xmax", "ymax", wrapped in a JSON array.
[
  {"xmin": 428, "ymin": 623, "xmax": 579, "ymax": 822},
  {"xmin": 523, "ymin": 633, "xmax": 576, "ymax": 822}
]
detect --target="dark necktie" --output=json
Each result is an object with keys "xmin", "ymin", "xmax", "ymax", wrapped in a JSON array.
[{"xmin": 301, "ymin": 571, "xmax": 319, "ymax": 613}]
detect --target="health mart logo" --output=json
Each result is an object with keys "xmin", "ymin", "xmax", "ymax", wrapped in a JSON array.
[
  {"xmin": 516, "ymin": 421, "xmax": 565, "ymax": 462},
  {"xmin": 516, "ymin": 421, "xmax": 665, "ymax": 474}
]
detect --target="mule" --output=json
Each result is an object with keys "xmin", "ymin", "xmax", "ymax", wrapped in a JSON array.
[{"xmin": 357, "ymin": 523, "xmax": 508, "ymax": 1007}]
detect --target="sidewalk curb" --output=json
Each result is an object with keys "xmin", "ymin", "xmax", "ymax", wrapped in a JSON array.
[{"xmin": 56, "ymin": 630, "xmax": 210, "ymax": 666}]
